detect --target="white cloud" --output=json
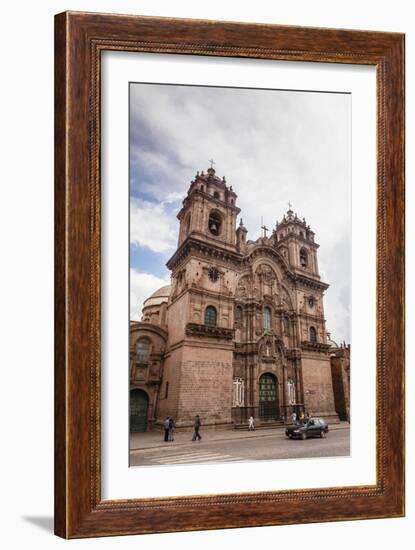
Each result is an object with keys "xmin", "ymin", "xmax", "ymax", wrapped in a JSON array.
[
  {"xmin": 130, "ymin": 269, "xmax": 170, "ymax": 320},
  {"xmin": 130, "ymin": 198, "xmax": 178, "ymax": 253}
]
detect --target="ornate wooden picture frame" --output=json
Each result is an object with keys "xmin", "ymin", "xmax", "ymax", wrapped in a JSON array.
[{"xmin": 54, "ymin": 11, "xmax": 405, "ymax": 538}]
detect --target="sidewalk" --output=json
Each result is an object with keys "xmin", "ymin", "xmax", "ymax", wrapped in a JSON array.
[{"xmin": 130, "ymin": 422, "xmax": 350, "ymax": 452}]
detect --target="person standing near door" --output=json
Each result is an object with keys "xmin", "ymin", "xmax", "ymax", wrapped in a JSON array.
[
  {"xmin": 163, "ymin": 417, "xmax": 170, "ymax": 442},
  {"xmin": 168, "ymin": 417, "xmax": 175, "ymax": 441}
]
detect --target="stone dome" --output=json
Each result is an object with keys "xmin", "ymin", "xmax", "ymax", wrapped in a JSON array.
[
  {"xmin": 143, "ymin": 285, "xmax": 171, "ymax": 309},
  {"xmin": 326, "ymin": 332, "xmax": 339, "ymax": 348}
]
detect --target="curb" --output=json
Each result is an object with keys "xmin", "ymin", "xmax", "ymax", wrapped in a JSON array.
[{"xmin": 131, "ymin": 424, "xmax": 350, "ymax": 452}]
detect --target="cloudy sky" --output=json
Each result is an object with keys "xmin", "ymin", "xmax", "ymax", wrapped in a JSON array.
[{"xmin": 130, "ymin": 82, "xmax": 351, "ymax": 344}]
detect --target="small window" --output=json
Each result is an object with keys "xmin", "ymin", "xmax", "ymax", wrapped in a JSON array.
[
  {"xmin": 300, "ymin": 248, "xmax": 308, "ymax": 268},
  {"xmin": 208, "ymin": 266, "xmax": 219, "ymax": 282},
  {"xmin": 235, "ymin": 305, "xmax": 243, "ymax": 322},
  {"xmin": 309, "ymin": 326, "xmax": 317, "ymax": 343},
  {"xmin": 201, "ymin": 185, "xmax": 204, "ymax": 192},
  {"xmin": 136, "ymin": 338, "xmax": 150, "ymax": 363},
  {"xmin": 213, "ymin": 191, "xmax": 220, "ymax": 200},
  {"xmin": 185, "ymin": 213, "xmax": 191, "ymax": 235},
  {"xmin": 263, "ymin": 306, "xmax": 271, "ymax": 330},
  {"xmin": 205, "ymin": 305, "xmax": 217, "ymax": 327}
]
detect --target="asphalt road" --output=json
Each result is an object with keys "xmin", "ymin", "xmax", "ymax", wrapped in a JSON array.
[{"xmin": 130, "ymin": 426, "xmax": 350, "ymax": 467}]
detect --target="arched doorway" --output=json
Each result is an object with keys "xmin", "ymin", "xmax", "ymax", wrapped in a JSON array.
[
  {"xmin": 259, "ymin": 373, "xmax": 279, "ymax": 421},
  {"xmin": 130, "ymin": 389, "xmax": 149, "ymax": 432}
]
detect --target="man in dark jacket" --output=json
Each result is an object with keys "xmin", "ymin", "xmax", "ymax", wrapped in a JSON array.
[
  {"xmin": 192, "ymin": 415, "xmax": 202, "ymax": 441},
  {"xmin": 163, "ymin": 417, "xmax": 170, "ymax": 442}
]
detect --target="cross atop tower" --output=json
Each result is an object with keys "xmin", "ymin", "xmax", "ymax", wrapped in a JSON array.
[
  {"xmin": 288, "ymin": 201, "xmax": 292, "ymax": 210},
  {"xmin": 261, "ymin": 216, "xmax": 269, "ymax": 238},
  {"xmin": 208, "ymin": 159, "xmax": 215, "ymax": 170}
]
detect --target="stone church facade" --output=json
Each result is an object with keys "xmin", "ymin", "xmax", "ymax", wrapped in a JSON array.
[{"xmin": 130, "ymin": 166, "xmax": 349, "ymax": 432}]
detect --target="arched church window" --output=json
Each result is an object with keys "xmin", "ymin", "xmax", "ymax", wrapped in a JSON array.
[
  {"xmin": 200, "ymin": 185, "xmax": 204, "ymax": 192},
  {"xmin": 300, "ymin": 248, "xmax": 308, "ymax": 268},
  {"xmin": 309, "ymin": 326, "xmax": 317, "ymax": 343},
  {"xmin": 208, "ymin": 211, "xmax": 222, "ymax": 236},
  {"xmin": 205, "ymin": 305, "xmax": 217, "ymax": 327},
  {"xmin": 213, "ymin": 191, "xmax": 220, "ymax": 200},
  {"xmin": 235, "ymin": 305, "xmax": 243, "ymax": 322},
  {"xmin": 263, "ymin": 306, "xmax": 272, "ymax": 330},
  {"xmin": 136, "ymin": 338, "xmax": 151, "ymax": 363}
]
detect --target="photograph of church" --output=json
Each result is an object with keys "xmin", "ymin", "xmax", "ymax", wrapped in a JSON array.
[{"xmin": 128, "ymin": 82, "xmax": 351, "ymax": 463}]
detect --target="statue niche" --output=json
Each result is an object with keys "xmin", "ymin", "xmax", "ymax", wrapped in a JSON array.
[
  {"xmin": 235, "ymin": 274, "xmax": 252, "ymax": 300},
  {"xmin": 256, "ymin": 264, "xmax": 277, "ymax": 299}
]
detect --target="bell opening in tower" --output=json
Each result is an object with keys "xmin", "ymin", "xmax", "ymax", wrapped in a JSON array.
[{"xmin": 208, "ymin": 211, "xmax": 222, "ymax": 236}]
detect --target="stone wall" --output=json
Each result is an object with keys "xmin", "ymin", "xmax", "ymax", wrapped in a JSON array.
[
  {"xmin": 301, "ymin": 352, "xmax": 339, "ymax": 422},
  {"xmin": 173, "ymin": 345, "xmax": 233, "ymax": 428}
]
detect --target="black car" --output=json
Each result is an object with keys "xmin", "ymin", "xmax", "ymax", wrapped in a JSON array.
[{"xmin": 285, "ymin": 417, "xmax": 329, "ymax": 440}]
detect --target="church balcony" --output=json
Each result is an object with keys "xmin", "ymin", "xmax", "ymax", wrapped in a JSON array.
[
  {"xmin": 185, "ymin": 322, "xmax": 234, "ymax": 340},
  {"xmin": 301, "ymin": 341, "xmax": 331, "ymax": 352}
]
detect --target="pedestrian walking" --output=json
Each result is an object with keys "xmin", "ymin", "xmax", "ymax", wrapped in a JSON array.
[
  {"xmin": 248, "ymin": 416, "xmax": 255, "ymax": 431},
  {"xmin": 163, "ymin": 417, "xmax": 170, "ymax": 442},
  {"xmin": 192, "ymin": 415, "xmax": 202, "ymax": 441},
  {"xmin": 291, "ymin": 411, "xmax": 297, "ymax": 425},
  {"xmin": 168, "ymin": 417, "xmax": 175, "ymax": 441}
]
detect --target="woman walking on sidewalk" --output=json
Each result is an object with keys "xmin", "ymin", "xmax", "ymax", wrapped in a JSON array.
[{"xmin": 248, "ymin": 416, "xmax": 255, "ymax": 431}]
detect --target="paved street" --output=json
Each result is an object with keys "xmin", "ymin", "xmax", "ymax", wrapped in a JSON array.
[{"xmin": 130, "ymin": 424, "xmax": 350, "ymax": 467}]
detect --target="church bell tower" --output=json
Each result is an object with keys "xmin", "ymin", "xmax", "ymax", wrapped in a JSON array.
[
  {"xmin": 177, "ymin": 166, "xmax": 240, "ymax": 251},
  {"xmin": 157, "ymin": 165, "xmax": 241, "ymax": 428}
]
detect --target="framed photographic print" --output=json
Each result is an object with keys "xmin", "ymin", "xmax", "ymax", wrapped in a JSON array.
[{"xmin": 54, "ymin": 11, "xmax": 405, "ymax": 538}]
